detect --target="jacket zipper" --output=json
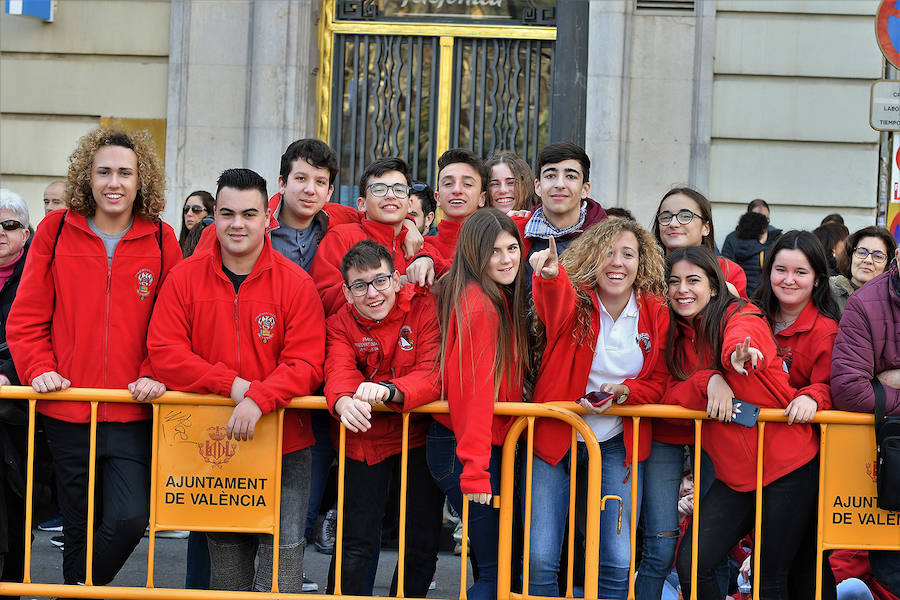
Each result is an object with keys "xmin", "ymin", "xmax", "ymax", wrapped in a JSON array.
[
  {"xmin": 101, "ymin": 263, "xmax": 111, "ymax": 420},
  {"xmin": 234, "ymin": 293, "xmax": 241, "ymax": 371}
]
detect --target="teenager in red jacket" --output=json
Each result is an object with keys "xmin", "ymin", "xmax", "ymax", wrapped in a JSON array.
[
  {"xmin": 652, "ymin": 187, "xmax": 747, "ymax": 298},
  {"xmin": 147, "ymin": 168, "xmax": 325, "ymax": 593},
  {"xmin": 7, "ymin": 128, "xmax": 179, "ymax": 588},
  {"xmin": 661, "ymin": 247, "xmax": 820, "ymax": 599},
  {"xmin": 323, "ymin": 240, "xmax": 443, "ymax": 596},
  {"xmin": 527, "ymin": 217, "xmax": 667, "ymax": 599},
  {"xmin": 752, "ymin": 230, "xmax": 840, "ymax": 599},
  {"xmin": 310, "ymin": 157, "xmax": 414, "ymax": 315},
  {"xmin": 427, "ymin": 209, "xmax": 529, "ymax": 600},
  {"xmin": 405, "ymin": 148, "xmax": 488, "ymax": 286}
]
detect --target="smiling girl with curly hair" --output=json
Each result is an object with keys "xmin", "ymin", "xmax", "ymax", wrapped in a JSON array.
[{"xmin": 7, "ymin": 127, "xmax": 181, "ymax": 590}]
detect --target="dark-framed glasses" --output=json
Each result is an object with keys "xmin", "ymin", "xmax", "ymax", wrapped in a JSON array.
[
  {"xmin": 411, "ymin": 183, "xmax": 428, "ymax": 192},
  {"xmin": 854, "ymin": 246, "xmax": 888, "ymax": 264},
  {"xmin": 0, "ymin": 220, "xmax": 24, "ymax": 232},
  {"xmin": 367, "ymin": 183, "xmax": 410, "ymax": 198},
  {"xmin": 656, "ymin": 209, "xmax": 705, "ymax": 226},
  {"xmin": 346, "ymin": 274, "xmax": 393, "ymax": 297},
  {"xmin": 183, "ymin": 204, "xmax": 206, "ymax": 215}
]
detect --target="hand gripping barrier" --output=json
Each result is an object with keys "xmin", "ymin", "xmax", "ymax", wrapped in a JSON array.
[{"xmin": 0, "ymin": 386, "xmax": 895, "ymax": 600}]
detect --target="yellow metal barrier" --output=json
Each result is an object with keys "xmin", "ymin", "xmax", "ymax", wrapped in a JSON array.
[{"xmin": 0, "ymin": 386, "xmax": 894, "ymax": 600}]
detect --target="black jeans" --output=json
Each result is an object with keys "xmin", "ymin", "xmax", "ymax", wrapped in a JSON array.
[
  {"xmin": 676, "ymin": 456, "xmax": 819, "ymax": 600},
  {"xmin": 43, "ymin": 417, "xmax": 150, "ymax": 586},
  {"xmin": 327, "ymin": 445, "xmax": 443, "ymax": 597}
]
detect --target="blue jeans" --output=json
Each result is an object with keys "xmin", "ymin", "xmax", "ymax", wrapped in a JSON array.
[
  {"xmin": 635, "ymin": 440, "xmax": 684, "ymax": 600},
  {"xmin": 426, "ymin": 421, "xmax": 502, "ymax": 600},
  {"xmin": 524, "ymin": 434, "xmax": 642, "ymax": 600}
]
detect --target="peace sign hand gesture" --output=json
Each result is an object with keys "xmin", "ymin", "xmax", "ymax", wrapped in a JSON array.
[
  {"xmin": 730, "ymin": 336, "xmax": 764, "ymax": 376},
  {"xmin": 529, "ymin": 236, "xmax": 559, "ymax": 280}
]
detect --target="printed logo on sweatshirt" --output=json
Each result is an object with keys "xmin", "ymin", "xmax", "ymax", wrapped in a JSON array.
[
  {"xmin": 354, "ymin": 336, "xmax": 379, "ymax": 352},
  {"xmin": 398, "ymin": 326, "xmax": 414, "ymax": 351},
  {"xmin": 256, "ymin": 312, "xmax": 276, "ymax": 344},
  {"xmin": 136, "ymin": 269, "xmax": 155, "ymax": 301}
]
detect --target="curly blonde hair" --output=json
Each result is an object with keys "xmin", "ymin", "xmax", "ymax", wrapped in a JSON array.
[
  {"xmin": 65, "ymin": 128, "xmax": 166, "ymax": 220},
  {"xmin": 555, "ymin": 217, "xmax": 666, "ymax": 345}
]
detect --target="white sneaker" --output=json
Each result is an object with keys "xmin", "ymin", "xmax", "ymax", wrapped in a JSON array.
[{"xmin": 302, "ymin": 574, "xmax": 318, "ymax": 592}]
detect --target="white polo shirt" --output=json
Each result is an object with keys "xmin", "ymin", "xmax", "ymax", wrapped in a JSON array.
[{"xmin": 580, "ymin": 291, "xmax": 644, "ymax": 444}]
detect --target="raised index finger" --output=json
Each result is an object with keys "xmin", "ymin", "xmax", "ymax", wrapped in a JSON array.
[{"xmin": 548, "ymin": 235, "xmax": 558, "ymax": 258}]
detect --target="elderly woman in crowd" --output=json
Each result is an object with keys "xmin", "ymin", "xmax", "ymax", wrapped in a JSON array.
[{"xmin": 0, "ymin": 188, "xmax": 31, "ymax": 587}]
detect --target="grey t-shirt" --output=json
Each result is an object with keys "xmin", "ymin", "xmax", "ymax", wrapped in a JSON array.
[{"xmin": 87, "ymin": 216, "xmax": 133, "ymax": 265}]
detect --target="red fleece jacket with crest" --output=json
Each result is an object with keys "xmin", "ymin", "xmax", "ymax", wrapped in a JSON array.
[
  {"xmin": 530, "ymin": 266, "xmax": 669, "ymax": 467},
  {"xmin": 661, "ymin": 305, "xmax": 819, "ymax": 491},
  {"xmin": 8, "ymin": 209, "xmax": 181, "ymax": 423},
  {"xmin": 324, "ymin": 285, "xmax": 441, "ymax": 465},
  {"xmin": 147, "ymin": 236, "xmax": 325, "ymax": 454}
]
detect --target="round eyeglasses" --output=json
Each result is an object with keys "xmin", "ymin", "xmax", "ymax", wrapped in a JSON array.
[
  {"xmin": 854, "ymin": 246, "xmax": 888, "ymax": 264},
  {"xmin": 367, "ymin": 183, "xmax": 410, "ymax": 199},
  {"xmin": 656, "ymin": 209, "xmax": 705, "ymax": 226},
  {"xmin": 346, "ymin": 274, "xmax": 393, "ymax": 297}
]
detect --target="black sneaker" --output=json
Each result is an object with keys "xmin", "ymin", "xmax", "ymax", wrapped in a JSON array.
[{"xmin": 50, "ymin": 535, "xmax": 64, "ymax": 551}]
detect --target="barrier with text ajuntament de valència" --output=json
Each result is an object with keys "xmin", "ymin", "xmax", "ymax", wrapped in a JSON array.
[{"xmin": 0, "ymin": 387, "xmax": 897, "ymax": 600}]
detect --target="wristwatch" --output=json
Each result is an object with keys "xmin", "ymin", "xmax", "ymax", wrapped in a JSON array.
[{"xmin": 378, "ymin": 381, "xmax": 397, "ymax": 403}]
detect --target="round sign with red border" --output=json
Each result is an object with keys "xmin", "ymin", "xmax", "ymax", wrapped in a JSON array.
[{"xmin": 876, "ymin": 0, "xmax": 900, "ymax": 69}]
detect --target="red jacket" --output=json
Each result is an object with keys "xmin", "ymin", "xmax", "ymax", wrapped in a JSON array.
[
  {"xmin": 440, "ymin": 282, "xmax": 524, "ymax": 494},
  {"xmin": 666, "ymin": 305, "xmax": 819, "ymax": 491},
  {"xmin": 530, "ymin": 267, "xmax": 669, "ymax": 467},
  {"xmin": 266, "ymin": 193, "xmax": 361, "ymax": 233},
  {"xmin": 309, "ymin": 219, "xmax": 410, "ymax": 316},
  {"xmin": 324, "ymin": 285, "xmax": 441, "ymax": 464},
  {"xmin": 772, "ymin": 300, "xmax": 838, "ymax": 410},
  {"xmin": 147, "ymin": 236, "xmax": 325, "ymax": 454},
  {"xmin": 414, "ymin": 220, "xmax": 462, "ymax": 277},
  {"xmin": 719, "ymin": 256, "xmax": 748, "ymax": 298},
  {"xmin": 193, "ymin": 197, "xmax": 362, "ymax": 257},
  {"xmin": 8, "ymin": 210, "xmax": 181, "ymax": 423}
]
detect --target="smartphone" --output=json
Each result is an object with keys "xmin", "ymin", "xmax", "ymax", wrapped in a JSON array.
[
  {"xmin": 731, "ymin": 399, "xmax": 761, "ymax": 428},
  {"xmin": 578, "ymin": 391, "xmax": 614, "ymax": 407}
]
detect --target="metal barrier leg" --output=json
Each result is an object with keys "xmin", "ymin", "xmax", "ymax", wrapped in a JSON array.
[{"xmin": 85, "ymin": 402, "xmax": 99, "ymax": 586}]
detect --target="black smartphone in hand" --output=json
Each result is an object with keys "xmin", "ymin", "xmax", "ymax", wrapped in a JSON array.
[
  {"xmin": 578, "ymin": 391, "xmax": 614, "ymax": 407},
  {"xmin": 731, "ymin": 399, "xmax": 761, "ymax": 428}
]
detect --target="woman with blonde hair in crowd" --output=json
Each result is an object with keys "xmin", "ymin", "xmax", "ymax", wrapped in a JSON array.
[
  {"xmin": 526, "ymin": 217, "xmax": 667, "ymax": 599},
  {"xmin": 8, "ymin": 128, "xmax": 181, "ymax": 590},
  {"xmin": 485, "ymin": 150, "xmax": 539, "ymax": 213}
]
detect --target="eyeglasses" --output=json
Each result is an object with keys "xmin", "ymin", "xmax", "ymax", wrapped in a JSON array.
[
  {"xmin": 656, "ymin": 209, "xmax": 705, "ymax": 226},
  {"xmin": 411, "ymin": 183, "xmax": 428, "ymax": 192},
  {"xmin": 854, "ymin": 246, "xmax": 888, "ymax": 264},
  {"xmin": 367, "ymin": 183, "xmax": 410, "ymax": 198},
  {"xmin": 345, "ymin": 274, "xmax": 393, "ymax": 297},
  {"xmin": 0, "ymin": 220, "xmax": 24, "ymax": 232},
  {"xmin": 183, "ymin": 205, "xmax": 207, "ymax": 215}
]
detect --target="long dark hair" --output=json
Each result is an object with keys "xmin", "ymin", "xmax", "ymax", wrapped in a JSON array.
[
  {"xmin": 437, "ymin": 209, "xmax": 530, "ymax": 397},
  {"xmin": 752, "ymin": 230, "xmax": 840, "ymax": 324},
  {"xmin": 179, "ymin": 190, "xmax": 215, "ymax": 246},
  {"xmin": 665, "ymin": 246, "xmax": 748, "ymax": 380},
  {"xmin": 652, "ymin": 187, "xmax": 717, "ymax": 254}
]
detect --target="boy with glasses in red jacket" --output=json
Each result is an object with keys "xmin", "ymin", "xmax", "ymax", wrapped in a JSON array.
[{"xmin": 324, "ymin": 239, "xmax": 443, "ymax": 597}]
